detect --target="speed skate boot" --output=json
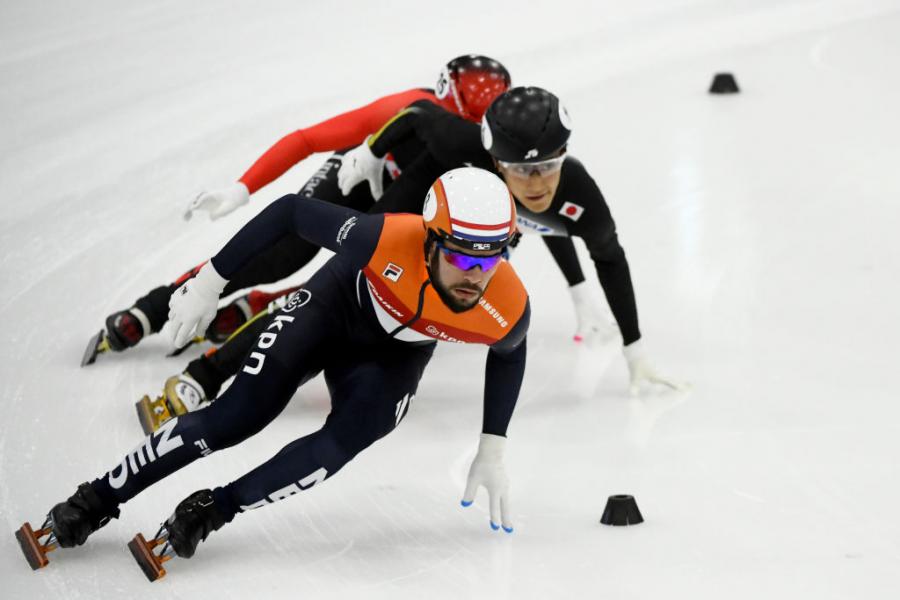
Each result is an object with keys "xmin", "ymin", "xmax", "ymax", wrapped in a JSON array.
[
  {"xmin": 16, "ymin": 483, "xmax": 119, "ymax": 570},
  {"xmin": 135, "ymin": 372, "xmax": 208, "ymax": 435},
  {"xmin": 128, "ymin": 489, "xmax": 227, "ymax": 582},
  {"xmin": 205, "ymin": 286, "xmax": 302, "ymax": 343},
  {"xmin": 105, "ymin": 308, "xmax": 151, "ymax": 351},
  {"xmin": 82, "ymin": 307, "xmax": 152, "ymax": 366},
  {"xmin": 204, "ymin": 295, "xmax": 254, "ymax": 344}
]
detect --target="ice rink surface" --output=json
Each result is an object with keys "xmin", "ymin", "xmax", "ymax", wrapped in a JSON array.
[{"xmin": 2, "ymin": 0, "xmax": 900, "ymax": 597}]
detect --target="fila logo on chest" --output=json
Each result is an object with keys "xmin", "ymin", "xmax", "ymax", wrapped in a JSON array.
[{"xmin": 383, "ymin": 262, "xmax": 403, "ymax": 282}]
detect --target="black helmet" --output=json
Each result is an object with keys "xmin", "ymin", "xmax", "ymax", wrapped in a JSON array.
[{"xmin": 481, "ymin": 86, "xmax": 572, "ymax": 163}]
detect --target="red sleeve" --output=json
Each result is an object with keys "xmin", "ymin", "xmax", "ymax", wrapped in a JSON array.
[{"xmin": 238, "ymin": 88, "xmax": 438, "ymax": 195}]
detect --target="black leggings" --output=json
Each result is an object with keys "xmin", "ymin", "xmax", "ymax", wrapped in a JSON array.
[{"xmin": 94, "ymin": 271, "xmax": 435, "ymax": 520}]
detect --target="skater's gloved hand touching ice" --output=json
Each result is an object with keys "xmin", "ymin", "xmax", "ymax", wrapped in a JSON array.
[
  {"xmin": 569, "ymin": 281, "xmax": 614, "ymax": 343},
  {"xmin": 337, "ymin": 137, "xmax": 384, "ymax": 199},
  {"xmin": 166, "ymin": 262, "xmax": 228, "ymax": 348},
  {"xmin": 183, "ymin": 182, "xmax": 250, "ymax": 221},
  {"xmin": 461, "ymin": 434, "xmax": 513, "ymax": 533},
  {"xmin": 624, "ymin": 339, "xmax": 688, "ymax": 396}
]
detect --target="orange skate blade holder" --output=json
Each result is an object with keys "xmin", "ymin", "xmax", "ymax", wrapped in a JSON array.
[
  {"xmin": 128, "ymin": 532, "xmax": 173, "ymax": 582},
  {"xmin": 15, "ymin": 522, "xmax": 57, "ymax": 570}
]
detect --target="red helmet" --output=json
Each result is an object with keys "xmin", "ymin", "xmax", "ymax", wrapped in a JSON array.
[{"xmin": 435, "ymin": 55, "xmax": 511, "ymax": 123}]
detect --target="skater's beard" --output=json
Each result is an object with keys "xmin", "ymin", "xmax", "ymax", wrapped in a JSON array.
[
  {"xmin": 426, "ymin": 244, "xmax": 488, "ymax": 313},
  {"xmin": 432, "ymin": 278, "xmax": 484, "ymax": 313}
]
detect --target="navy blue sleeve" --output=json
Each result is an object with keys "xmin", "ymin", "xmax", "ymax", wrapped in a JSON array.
[
  {"xmin": 210, "ymin": 194, "xmax": 384, "ymax": 279},
  {"xmin": 482, "ymin": 300, "xmax": 530, "ymax": 437},
  {"xmin": 490, "ymin": 299, "xmax": 530, "ymax": 355}
]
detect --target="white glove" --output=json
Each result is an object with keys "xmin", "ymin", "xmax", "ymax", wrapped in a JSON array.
[
  {"xmin": 569, "ymin": 281, "xmax": 614, "ymax": 342},
  {"xmin": 461, "ymin": 433, "xmax": 513, "ymax": 533},
  {"xmin": 166, "ymin": 262, "xmax": 228, "ymax": 348},
  {"xmin": 337, "ymin": 138, "xmax": 385, "ymax": 200},
  {"xmin": 183, "ymin": 182, "xmax": 250, "ymax": 221},
  {"xmin": 623, "ymin": 339, "xmax": 688, "ymax": 396}
]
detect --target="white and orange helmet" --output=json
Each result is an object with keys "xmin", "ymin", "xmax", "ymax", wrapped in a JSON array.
[{"xmin": 422, "ymin": 167, "xmax": 517, "ymax": 253}]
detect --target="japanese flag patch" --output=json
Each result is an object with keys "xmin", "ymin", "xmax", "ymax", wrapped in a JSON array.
[{"xmin": 559, "ymin": 201, "xmax": 584, "ymax": 222}]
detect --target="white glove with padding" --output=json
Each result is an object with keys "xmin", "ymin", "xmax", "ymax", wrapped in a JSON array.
[
  {"xmin": 337, "ymin": 137, "xmax": 385, "ymax": 200},
  {"xmin": 166, "ymin": 262, "xmax": 228, "ymax": 349},
  {"xmin": 183, "ymin": 182, "xmax": 250, "ymax": 221},
  {"xmin": 623, "ymin": 339, "xmax": 688, "ymax": 396},
  {"xmin": 461, "ymin": 433, "xmax": 514, "ymax": 533}
]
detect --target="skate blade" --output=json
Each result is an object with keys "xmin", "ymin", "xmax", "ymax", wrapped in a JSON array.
[
  {"xmin": 166, "ymin": 336, "xmax": 206, "ymax": 358},
  {"xmin": 135, "ymin": 394, "xmax": 174, "ymax": 435},
  {"xmin": 81, "ymin": 330, "xmax": 108, "ymax": 367},
  {"xmin": 135, "ymin": 395, "xmax": 156, "ymax": 435},
  {"xmin": 15, "ymin": 522, "xmax": 54, "ymax": 570},
  {"xmin": 128, "ymin": 533, "xmax": 168, "ymax": 582}
]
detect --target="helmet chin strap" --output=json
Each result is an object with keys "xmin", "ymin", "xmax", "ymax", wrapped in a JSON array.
[
  {"xmin": 424, "ymin": 237, "xmax": 438, "ymax": 281},
  {"xmin": 423, "ymin": 231, "xmax": 438, "ymax": 270}
]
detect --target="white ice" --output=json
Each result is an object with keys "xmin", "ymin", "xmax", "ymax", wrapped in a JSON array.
[{"xmin": 2, "ymin": 0, "xmax": 900, "ymax": 598}]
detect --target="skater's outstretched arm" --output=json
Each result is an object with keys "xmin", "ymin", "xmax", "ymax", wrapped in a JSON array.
[
  {"xmin": 169, "ymin": 195, "xmax": 383, "ymax": 347},
  {"xmin": 213, "ymin": 194, "xmax": 383, "ymax": 276},
  {"xmin": 482, "ymin": 300, "xmax": 530, "ymax": 438},
  {"xmin": 185, "ymin": 89, "xmax": 440, "ymax": 221},
  {"xmin": 460, "ymin": 303, "xmax": 529, "ymax": 534},
  {"xmin": 238, "ymin": 89, "xmax": 438, "ymax": 195}
]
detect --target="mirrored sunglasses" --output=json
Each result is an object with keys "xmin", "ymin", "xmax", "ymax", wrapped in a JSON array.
[{"xmin": 438, "ymin": 243, "xmax": 505, "ymax": 271}]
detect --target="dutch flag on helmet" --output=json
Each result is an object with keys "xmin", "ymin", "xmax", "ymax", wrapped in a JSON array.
[{"xmin": 423, "ymin": 168, "xmax": 516, "ymax": 252}]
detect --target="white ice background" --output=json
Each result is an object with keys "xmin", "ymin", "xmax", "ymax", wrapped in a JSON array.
[{"xmin": 2, "ymin": 0, "xmax": 900, "ymax": 598}]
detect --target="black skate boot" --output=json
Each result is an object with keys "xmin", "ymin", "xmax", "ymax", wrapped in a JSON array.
[
  {"xmin": 83, "ymin": 285, "xmax": 174, "ymax": 366},
  {"xmin": 128, "ymin": 489, "xmax": 227, "ymax": 582},
  {"xmin": 204, "ymin": 298, "xmax": 253, "ymax": 344},
  {"xmin": 16, "ymin": 482, "xmax": 119, "ymax": 570},
  {"xmin": 166, "ymin": 489, "xmax": 227, "ymax": 558},
  {"xmin": 105, "ymin": 308, "xmax": 150, "ymax": 351},
  {"xmin": 82, "ymin": 307, "xmax": 151, "ymax": 366},
  {"xmin": 50, "ymin": 482, "xmax": 120, "ymax": 547}
]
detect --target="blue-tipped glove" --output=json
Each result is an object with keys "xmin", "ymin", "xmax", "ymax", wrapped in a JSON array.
[{"xmin": 461, "ymin": 433, "xmax": 513, "ymax": 533}]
